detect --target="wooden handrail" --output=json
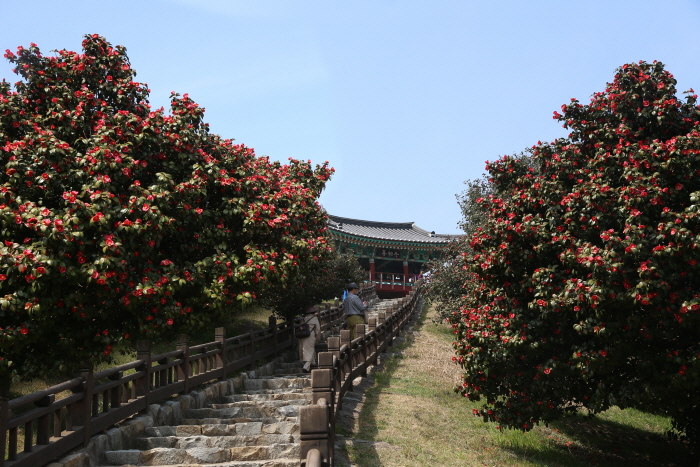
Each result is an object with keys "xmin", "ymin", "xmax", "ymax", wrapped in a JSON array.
[
  {"xmin": 0, "ymin": 284, "xmax": 375, "ymax": 467},
  {"xmin": 299, "ymin": 286, "xmax": 423, "ymax": 466}
]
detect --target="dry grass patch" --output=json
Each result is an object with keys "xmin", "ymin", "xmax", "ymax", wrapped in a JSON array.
[{"xmin": 340, "ymin": 304, "xmax": 695, "ymax": 467}]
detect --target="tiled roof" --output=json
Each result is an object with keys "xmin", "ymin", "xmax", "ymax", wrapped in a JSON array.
[{"xmin": 327, "ymin": 215, "xmax": 453, "ymax": 244}]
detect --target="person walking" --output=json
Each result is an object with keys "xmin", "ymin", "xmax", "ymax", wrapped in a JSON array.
[
  {"xmin": 343, "ymin": 283, "xmax": 368, "ymax": 340},
  {"xmin": 298, "ymin": 305, "xmax": 321, "ymax": 372}
]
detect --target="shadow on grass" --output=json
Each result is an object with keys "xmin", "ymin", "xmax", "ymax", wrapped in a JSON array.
[{"xmin": 501, "ymin": 413, "xmax": 696, "ymax": 467}]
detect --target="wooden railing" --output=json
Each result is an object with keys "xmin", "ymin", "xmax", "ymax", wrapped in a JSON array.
[
  {"xmin": 373, "ymin": 272, "xmax": 420, "ymax": 291},
  {"xmin": 0, "ymin": 283, "xmax": 376, "ymax": 467},
  {"xmin": 299, "ymin": 286, "xmax": 423, "ymax": 467}
]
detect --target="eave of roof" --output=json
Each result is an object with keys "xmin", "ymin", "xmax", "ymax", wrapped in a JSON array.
[{"xmin": 327, "ymin": 214, "xmax": 455, "ymax": 244}]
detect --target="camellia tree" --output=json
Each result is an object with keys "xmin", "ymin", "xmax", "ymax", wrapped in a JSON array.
[
  {"xmin": 261, "ymin": 249, "xmax": 366, "ymax": 320},
  {"xmin": 447, "ymin": 61, "xmax": 700, "ymax": 447},
  {"xmin": 0, "ymin": 35, "xmax": 334, "ymax": 380}
]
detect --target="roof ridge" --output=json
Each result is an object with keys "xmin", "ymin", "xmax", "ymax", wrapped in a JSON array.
[{"xmin": 328, "ymin": 214, "xmax": 415, "ymax": 230}]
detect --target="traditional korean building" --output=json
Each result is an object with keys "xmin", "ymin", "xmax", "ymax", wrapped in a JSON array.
[{"xmin": 327, "ymin": 215, "xmax": 455, "ymax": 298}]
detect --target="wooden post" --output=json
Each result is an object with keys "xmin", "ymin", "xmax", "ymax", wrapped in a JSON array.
[
  {"xmin": 215, "ymin": 327, "xmax": 227, "ymax": 380},
  {"xmin": 368, "ymin": 317, "xmax": 378, "ymax": 359},
  {"xmin": 136, "ymin": 341, "xmax": 152, "ymax": 413},
  {"xmin": 177, "ymin": 334, "xmax": 190, "ymax": 394},
  {"xmin": 108, "ymin": 371, "xmax": 123, "ymax": 411},
  {"xmin": 318, "ymin": 352, "xmax": 334, "ymax": 370},
  {"xmin": 35, "ymin": 395, "xmax": 55, "ymax": 446},
  {"xmin": 326, "ymin": 338, "xmax": 341, "ymax": 399},
  {"xmin": 328, "ymin": 336, "xmax": 340, "ymax": 360},
  {"xmin": 340, "ymin": 329, "xmax": 351, "ymax": 350},
  {"xmin": 246, "ymin": 323, "xmax": 255, "ymax": 371},
  {"xmin": 356, "ymin": 324, "xmax": 367, "ymax": 376},
  {"xmin": 73, "ymin": 362, "xmax": 94, "ymax": 447},
  {"xmin": 368, "ymin": 317, "xmax": 377, "ymax": 333},
  {"xmin": 311, "ymin": 369, "xmax": 334, "ymax": 408},
  {"xmin": 156, "ymin": 357, "xmax": 169, "ymax": 389},
  {"xmin": 312, "ymin": 369, "xmax": 334, "ymax": 466},
  {"xmin": 299, "ymin": 401, "xmax": 331, "ymax": 465},
  {"xmin": 0, "ymin": 376, "xmax": 10, "ymax": 467},
  {"xmin": 269, "ymin": 316, "xmax": 278, "ymax": 357},
  {"xmin": 340, "ymin": 329, "xmax": 353, "ymax": 393}
]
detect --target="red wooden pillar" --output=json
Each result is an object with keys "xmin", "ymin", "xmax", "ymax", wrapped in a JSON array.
[
  {"xmin": 403, "ymin": 261, "xmax": 409, "ymax": 290},
  {"xmin": 369, "ymin": 258, "xmax": 376, "ymax": 282}
]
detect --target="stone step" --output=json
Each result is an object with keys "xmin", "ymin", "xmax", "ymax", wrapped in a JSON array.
[
  {"xmin": 185, "ymin": 404, "xmax": 301, "ymax": 420},
  {"xmin": 101, "ymin": 355, "xmax": 324, "ymax": 466},
  {"xmin": 179, "ymin": 417, "xmax": 283, "ymax": 425},
  {"xmin": 242, "ymin": 377, "xmax": 310, "ymax": 391},
  {"xmin": 276, "ymin": 362, "xmax": 306, "ymax": 369},
  {"xmin": 238, "ymin": 387, "xmax": 311, "ymax": 396},
  {"xmin": 134, "ymin": 433, "xmax": 298, "ymax": 450},
  {"xmin": 145, "ymin": 421, "xmax": 298, "ymax": 438},
  {"xmin": 224, "ymin": 393, "xmax": 312, "ymax": 403},
  {"xmin": 274, "ymin": 368, "xmax": 306, "ymax": 375},
  {"xmin": 99, "ymin": 460, "xmax": 299, "ymax": 467},
  {"xmin": 211, "ymin": 399, "xmax": 310, "ymax": 409},
  {"xmin": 104, "ymin": 443, "xmax": 299, "ymax": 465}
]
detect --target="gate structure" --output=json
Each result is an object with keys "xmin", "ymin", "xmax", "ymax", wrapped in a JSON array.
[{"xmin": 327, "ymin": 215, "xmax": 454, "ymax": 298}]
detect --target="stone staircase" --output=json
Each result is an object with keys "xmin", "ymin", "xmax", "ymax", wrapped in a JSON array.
[
  {"xmin": 97, "ymin": 298, "xmax": 406, "ymax": 467},
  {"xmin": 102, "ymin": 362, "xmax": 311, "ymax": 467}
]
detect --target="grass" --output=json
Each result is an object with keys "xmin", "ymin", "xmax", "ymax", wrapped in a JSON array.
[{"xmin": 339, "ymin": 304, "xmax": 696, "ymax": 467}]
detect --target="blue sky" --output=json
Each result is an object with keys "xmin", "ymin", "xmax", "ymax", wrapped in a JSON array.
[{"xmin": 2, "ymin": 1, "xmax": 700, "ymax": 234}]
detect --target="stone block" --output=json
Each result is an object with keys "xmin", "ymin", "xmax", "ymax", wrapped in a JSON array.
[
  {"xmin": 175, "ymin": 435, "xmax": 208, "ymax": 449},
  {"xmin": 126, "ymin": 415, "xmax": 152, "ymax": 435},
  {"xmin": 145, "ymin": 426, "xmax": 175, "ymax": 437},
  {"xmin": 176, "ymin": 424, "xmax": 203, "ymax": 436},
  {"xmin": 216, "ymin": 381, "xmax": 229, "ymax": 396},
  {"xmin": 278, "ymin": 405, "xmax": 299, "ymax": 418},
  {"xmin": 195, "ymin": 390, "xmax": 207, "ymax": 408},
  {"xmin": 57, "ymin": 452, "xmax": 89, "ymax": 467},
  {"xmin": 235, "ymin": 421, "xmax": 263, "ymax": 435},
  {"xmin": 271, "ymin": 442, "xmax": 299, "ymax": 459},
  {"xmin": 230, "ymin": 445, "xmax": 267, "ymax": 461},
  {"xmin": 188, "ymin": 447, "xmax": 232, "ymax": 463},
  {"xmin": 105, "ymin": 449, "xmax": 142, "ymax": 465},
  {"xmin": 189, "ymin": 390, "xmax": 200, "ymax": 407},
  {"xmin": 105, "ymin": 427, "xmax": 124, "ymax": 451},
  {"xmin": 202, "ymin": 424, "xmax": 235, "ymax": 436},
  {"xmin": 262, "ymin": 422, "xmax": 296, "ymax": 434},
  {"xmin": 156, "ymin": 404, "xmax": 173, "ymax": 426},
  {"xmin": 148, "ymin": 404, "xmax": 160, "ymax": 422},
  {"xmin": 165, "ymin": 400, "xmax": 182, "ymax": 423},
  {"xmin": 178, "ymin": 394, "xmax": 194, "ymax": 411},
  {"xmin": 84, "ymin": 433, "xmax": 109, "ymax": 463}
]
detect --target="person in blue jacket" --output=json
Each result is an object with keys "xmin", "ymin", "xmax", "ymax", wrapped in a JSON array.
[{"xmin": 343, "ymin": 283, "xmax": 367, "ymax": 340}]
